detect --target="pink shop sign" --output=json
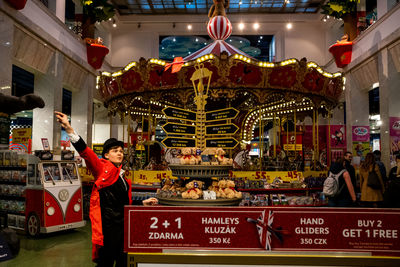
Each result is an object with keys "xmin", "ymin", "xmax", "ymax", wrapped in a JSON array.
[
  {"xmin": 390, "ymin": 117, "xmax": 400, "ymax": 137},
  {"xmin": 352, "ymin": 126, "xmax": 370, "ymax": 142}
]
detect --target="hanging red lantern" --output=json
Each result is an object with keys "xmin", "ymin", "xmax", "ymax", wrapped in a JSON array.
[
  {"xmin": 5, "ymin": 0, "xmax": 27, "ymax": 10},
  {"xmin": 85, "ymin": 38, "xmax": 109, "ymax": 70},
  {"xmin": 329, "ymin": 41, "xmax": 353, "ymax": 68}
]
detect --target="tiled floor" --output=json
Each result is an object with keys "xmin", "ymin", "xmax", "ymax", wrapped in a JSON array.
[{"xmin": 2, "ymin": 222, "xmax": 94, "ymax": 267}]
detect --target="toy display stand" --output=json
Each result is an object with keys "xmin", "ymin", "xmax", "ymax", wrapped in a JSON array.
[{"xmin": 157, "ymin": 164, "xmax": 242, "ymax": 206}]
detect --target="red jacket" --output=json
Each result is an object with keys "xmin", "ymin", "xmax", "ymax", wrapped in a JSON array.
[{"xmin": 79, "ymin": 146, "xmax": 132, "ymax": 260}]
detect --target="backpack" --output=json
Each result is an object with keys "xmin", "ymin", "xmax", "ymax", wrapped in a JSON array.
[{"xmin": 323, "ymin": 169, "xmax": 346, "ymax": 197}]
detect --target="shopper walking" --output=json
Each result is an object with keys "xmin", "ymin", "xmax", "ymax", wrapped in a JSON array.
[
  {"xmin": 373, "ymin": 150, "xmax": 387, "ymax": 183},
  {"xmin": 359, "ymin": 152, "xmax": 385, "ymax": 207},
  {"xmin": 343, "ymin": 152, "xmax": 357, "ymax": 191},
  {"xmin": 388, "ymin": 153, "xmax": 400, "ymax": 181},
  {"xmin": 384, "ymin": 154, "xmax": 400, "ymax": 207},
  {"xmin": 327, "ymin": 158, "xmax": 357, "ymax": 207},
  {"xmin": 55, "ymin": 111, "xmax": 157, "ymax": 267}
]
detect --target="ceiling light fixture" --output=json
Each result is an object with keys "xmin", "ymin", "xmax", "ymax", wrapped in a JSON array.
[
  {"xmin": 286, "ymin": 23, "xmax": 292, "ymax": 29},
  {"xmin": 187, "ymin": 24, "xmax": 192, "ymax": 30},
  {"xmin": 253, "ymin": 23, "xmax": 260, "ymax": 30},
  {"xmin": 238, "ymin": 22, "xmax": 245, "ymax": 30}
]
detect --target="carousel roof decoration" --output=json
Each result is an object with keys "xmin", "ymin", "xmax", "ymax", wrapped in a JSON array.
[
  {"xmin": 183, "ymin": 15, "xmax": 252, "ymax": 61},
  {"xmin": 98, "ymin": 8, "xmax": 344, "ymax": 142}
]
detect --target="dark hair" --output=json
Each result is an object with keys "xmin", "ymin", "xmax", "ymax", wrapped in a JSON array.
[
  {"xmin": 102, "ymin": 138, "xmax": 124, "ymax": 158},
  {"xmin": 361, "ymin": 153, "xmax": 375, "ymax": 170},
  {"xmin": 396, "ymin": 154, "xmax": 400, "ymax": 160},
  {"xmin": 373, "ymin": 150, "xmax": 381, "ymax": 156},
  {"xmin": 344, "ymin": 151, "xmax": 352, "ymax": 156}
]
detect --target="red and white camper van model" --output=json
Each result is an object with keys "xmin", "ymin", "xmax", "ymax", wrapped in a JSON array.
[
  {"xmin": 24, "ymin": 159, "xmax": 86, "ymax": 236},
  {"xmin": 0, "ymin": 151, "xmax": 85, "ymax": 236}
]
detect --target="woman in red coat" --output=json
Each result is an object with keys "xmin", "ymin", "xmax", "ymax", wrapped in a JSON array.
[{"xmin": 55, "ymin": 111, "xmax": 157, "ymax": 266}]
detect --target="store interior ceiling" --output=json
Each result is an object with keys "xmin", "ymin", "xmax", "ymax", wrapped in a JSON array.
[{"xmin": 111, "ymin": 0, "xmax": 324, "ymax": 15}]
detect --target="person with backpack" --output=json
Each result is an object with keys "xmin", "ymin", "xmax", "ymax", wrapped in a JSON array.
[
  {"xmin": 325, "ymin": 158, "xmax": 357, "ymax": 207},
  {"xmin": 359, "ymin": 153, "xmax": 385, "ymax": 207}
]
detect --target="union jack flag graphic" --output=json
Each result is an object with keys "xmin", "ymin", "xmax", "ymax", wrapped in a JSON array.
[{"xmin": 247, "ymin": 210, "xmax": 286, "ymax": 250}]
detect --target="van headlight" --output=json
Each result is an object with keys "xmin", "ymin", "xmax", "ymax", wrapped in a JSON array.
[
  {"xmin": 47, "ymin": 207, "xmax": 55, "ymax": 216},
  {"xmin": 74, "ymin": 203, "xmax": 80, "ymax": 212}
]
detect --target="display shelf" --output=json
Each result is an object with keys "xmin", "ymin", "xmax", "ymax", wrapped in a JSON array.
[
  {"xmin": 0, "ymin": 195, "xmax": 25, "ymax": 201},
  {"xmin": 0, "ymin": 210, "xmax": 25, "ymax": 215},
  {"xmin": 158, "ymin": 196, "xmax": 242, "ymax": 206},
  {"xmin": 132, "ymin": 185, "xmax": 158, "ymax": 191},
  {"xmin": 0, "ymin": 166, "xmax": 26, "ymax": 170},
  {"xmin": 169, "ymin": 164, "xmax": 232, "ymax": 179},
  {"xmin": 238, "ymin": 187, "xmax": 323, "ymax": 192},
  {"xmin": 0, "ymin": 180, "xmax": 26, "ymax": 185}
]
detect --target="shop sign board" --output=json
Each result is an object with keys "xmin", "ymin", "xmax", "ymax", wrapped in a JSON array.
[
  {"xmin": 389, "ymin": 117, "xmax": 400, "ymax": 158},
  {"xmin": 162, "ymin": 123, "xmax": 196, "ymax": 135},
  {"xmin": 92, "ymin": 144, "xmax": 104, "ymax": 157},
  {"xmin": 283, "ymin": 144, "xmax": 302, "ymax": 151},
  {"xmin": 12, "ymin": 128, "xmax": 31, "ymax": 144},
  {"xmin": 205, "ymin": 137, "xmax": 239, "ymax": 149},
  {"xmin": 352, "ymin": 126, "xmax": 370, "ymax": 142},
  {"xmin": 162, "ymin": 137, "xmax": 196, "ymax": 148},
  {"xmin": 206, "ymin": 124, "xmax": 239, "ymax": 135},
  {"xmin": 162, "ymin": 106, "xmax": 196, "ymax": 122},
  {"xmin": 125, "ymin": 206, "xmax": 400, "ymax": 257},
  {"xmin": 206, "ymin": 108, "xmax": 239, "ymax": 122}
]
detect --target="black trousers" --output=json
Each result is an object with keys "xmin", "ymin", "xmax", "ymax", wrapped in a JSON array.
[{"xmin": 96, "ymin": 226, "xmax": 126, "ymax": 267}]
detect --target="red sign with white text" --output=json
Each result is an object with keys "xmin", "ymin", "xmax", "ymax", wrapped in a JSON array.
[{"xmin": 124, "ymin": 206, "xmax": 400, "ymax": 256}]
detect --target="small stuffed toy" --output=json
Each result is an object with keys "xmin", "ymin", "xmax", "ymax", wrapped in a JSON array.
[
  {"xmin": 226, "ymin": 179, "xmax": 242, "ymax": 199},
  {"xmin": 161, "ymin": 178, "xmax": 173, "ymax": 191},
  {"xmin": 216, "ymin": 148, "xmax": 233, "ymax": 165},
  {"xmin": 193, "ymin": 147, "xmax": 202, "ymax": 164},
  {"xmin": 222, "ymin": 180, "xmax": 236, "ymax": 199},
  {"xmin": 182, "ymin": 180, "xmax": 204, "ymax": 199},
  {"xmin": 208, "ymin": 180, "xmax": 219, "ymax": 193},
  {"xmin": 208, "ymin": 0, "xmax": 230, "ymax": 19},
  {"xmin": 180, "ymin": 147, "xmax": 193, "ymax": 165},
  {"xmin": 217, "ymin": 179, "xmax": 227, "ymax": 198}
]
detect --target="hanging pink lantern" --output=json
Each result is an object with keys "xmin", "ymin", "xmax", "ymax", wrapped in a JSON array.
[{"xmin": 207, "ymin": 16, "xmax": 232, "ymax": 41}]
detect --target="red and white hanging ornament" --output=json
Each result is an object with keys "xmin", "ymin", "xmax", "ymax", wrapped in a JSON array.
[{"xmin": 207, "ymin": 16, "xmax": 232, "ymax": 41}]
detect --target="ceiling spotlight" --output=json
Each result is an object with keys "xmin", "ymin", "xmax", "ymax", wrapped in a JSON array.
[
  {"xmin": 286, "ymin": 23, "xmax": 292, "ymax": 29},
  {"xmin": 253, "ymin": 23, "xmax": 260, "ymax": 30},
  {"xmin": 113, "ymin": 22, "xmax": 117, "ymax": 28},
  {"xmin": 173, "ymin": 22, "xmax": 176, "ymax": 28},
  {"xmin": 187, "ymin": 24, "xmax": 192, "ymax": 30},
  {"xmin": 238, "ymin": 22, "xmax": 245, "ymax": 30},
  {"xmin": 137, "ymin": 22, "xmax": 141, "ymax": 28},
  {"xmin": 323, "ymin": 17, "xmax": 327, "ymax": 22},
  {"xmin": 239, "ymin": 1, "xmax": 242, "ymax": 4}
]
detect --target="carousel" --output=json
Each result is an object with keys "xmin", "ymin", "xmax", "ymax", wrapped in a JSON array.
[{"xmin": 98, "ymin": 11, "xmax": 344, "ymax": 205}]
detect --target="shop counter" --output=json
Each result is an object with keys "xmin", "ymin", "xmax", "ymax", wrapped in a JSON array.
[{"xmin": 124, "ymin": 206, "xmax": 400, "ymax": 267}]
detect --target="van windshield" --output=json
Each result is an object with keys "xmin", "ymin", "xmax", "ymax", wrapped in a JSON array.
[
  {"xmin": 61, "ymin": 163, "xmax": 78, "ymax": 182},
  {"xmin": 43, "ymin": 164, "xmax": 61, "ymax": 184}
]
